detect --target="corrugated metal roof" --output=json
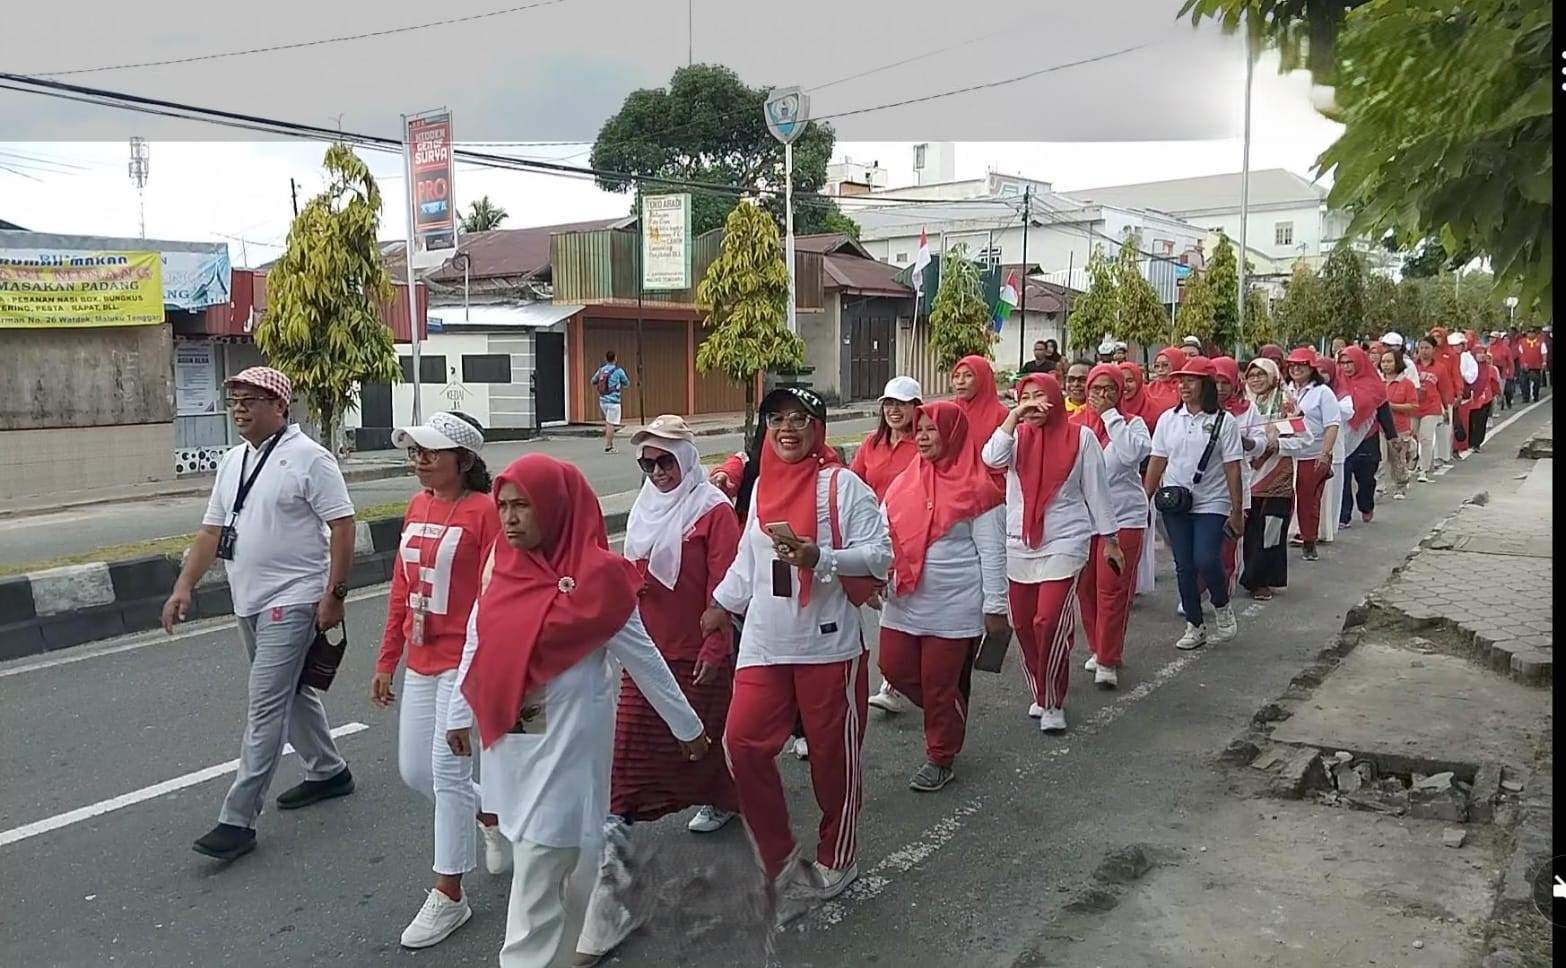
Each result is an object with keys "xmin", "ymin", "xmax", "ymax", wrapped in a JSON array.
[
  {"xmin": 427, "ymin": 302, "xmax": 582, "ymax": 330},
  {"xmin": 823, "ymin": 253, "xmax": 912, "ymax": 297},
  {"xmin": 1061, "ymin": 169, "xmax": 1327, "ymax": 216},
  {"xmin": 381, "ymin": 216, "xmax": 635, "ymax": 281}
]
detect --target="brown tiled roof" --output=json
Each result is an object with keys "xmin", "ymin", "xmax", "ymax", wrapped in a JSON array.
[
  {"xmin": 795, "ymin": 233, "xmax": 875, "ymax": 259},
  {"xmin": 823, "ymin": 253, "xmax": 913, "ymax": 297},
  {"xmin": 381, "ymin": 216, "xmax": 634, "ymax": 280}
]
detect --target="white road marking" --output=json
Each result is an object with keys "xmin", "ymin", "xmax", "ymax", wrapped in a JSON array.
[{"xmin": 0, "ymin": 722, "xmax": 370, "ymax": 848}]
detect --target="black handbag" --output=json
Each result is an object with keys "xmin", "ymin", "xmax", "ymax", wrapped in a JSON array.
[
  {"xmin": 1153, "ymin": 411, "xmax": 1226, "ymax": 514},
  {"xmin": 298, "ymin": 623, "xmax": 347, "ymax": 692}
]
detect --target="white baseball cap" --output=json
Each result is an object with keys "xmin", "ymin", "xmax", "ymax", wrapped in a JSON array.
[
  {"xmin": 630, "ymin": 413, "xmax": 696, "ymax": 447},
  {"xmin": 880, "ymin": 376, "xmax": 923, "ymax": 402},
  {"xmin": 1380, "ymin": 331, "xmax": 1404, "ymax": 348},
  {"xmin": 1181, "ymin": 335, "xmax": 1202, "ymax": 346},
  {"xmin": 1097, "ymin": 338, "xmax": 1118, "ymax": 355},
  {"xmin": 392, "ymin": 411, "xmax": 486, "ymax": 453},
  {"xmin": 1446, "ymin": 332, "xmax": 1467, "ymax": 346},
  {"xmin": 1114, "ymin": 340, "xmax": 1128, "ymax": 350}
]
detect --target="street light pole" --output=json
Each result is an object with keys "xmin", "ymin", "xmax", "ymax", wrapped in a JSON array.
[
  {"xmin": 785, "ymin": 140, "xmax": 797, "ymax": 336},
  {"xmin": 1237, "ymin": 22, "xmax": 1254, "ymax": 349}
]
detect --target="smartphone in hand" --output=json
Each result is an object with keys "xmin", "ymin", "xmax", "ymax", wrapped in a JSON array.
[{"xmin": 764, "ymin": 521, "xmax": 801, "ymax": 543}]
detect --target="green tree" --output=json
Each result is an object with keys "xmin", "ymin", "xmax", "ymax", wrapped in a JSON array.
[
  {"xmin": 1175, "ymin": 268, "xmax": 1217, "ymax": 346},
  {"xmin": 1206, "ymin": 232, "xmax": 1240, "ymax": 350},
  {"xmin": 1362, "ymin": 272, "xmax": 1397, "ymax": 338},
  {"xmin": 1320, "ymin": 248, "xmax": 1365, "ymax": 341},
  {"xmin": 1112, "ymin": 232, "xmax": 1174, "ymax": 361},
  {"xmin": 459, "ymin": 195, "xmax": 508, "ymax": 233},
  {"xmin": 1179, "ymin": 0, "xmax": 1552, "ymax": 312},
  {"xmin": 694, "ymin": 201, "xmax": 802, "ymax": 437},
  {"xmin": 1274, "ymin": 262, "xmax": 1328, "ymax": 347},
  {"xmin": 1393, "ymin": 277, "xmax": 1431, "ymax": 335},
  {"xmin": 591, "ymin": 64, "xmax": 854, "ymax": 237},
  {"xmin": 1065, "ymin": 245, "xmax": 1116, "ymax": 354},
  {"xmin": 1243, "ymin": 286, "xmax": 1278, "ymax": 351},
  {"xmin": 256, "ymin": 144, "xmax": 399, "ymax": 452},
  {"xmin": 927, "ymin": 244, "xmax": 995, "ymax": 369}
]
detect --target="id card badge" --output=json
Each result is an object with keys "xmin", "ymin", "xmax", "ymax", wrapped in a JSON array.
[
  {"xmin": 409, "ymin": 609, "xmax": 427, "ymax": 648},
  {"xmin": 215, "ymin": 524, "xmax": 238, "ymax": 561}
]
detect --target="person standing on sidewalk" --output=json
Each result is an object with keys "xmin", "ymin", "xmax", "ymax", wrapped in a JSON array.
[
  {"xmin": 1379, "ymin": 352, "xmax": 1418, "ymax": 501},
  {"xmin": 1142, "ymin": 357, "xmax": 1244, "ymax": 652},
  {"xmin": 372, "ymin": 411, "xmax": 505, "ymax": 949},
  {"xmin": 161, "ymin": 366, "xmax": 356, "ymax": 862},
  {"xmin": 1072, "ymin": 365, "xmax": 1151, "ymax": 689},
  {"xmin": 982, "ymin": 374, "xmax": 1122, "ymax": 734},
  {"xmin": 1283, "ymin": 348, "xmax": 1340, "ymax": 562},
  {"xmin": 591, "ymin": 351, "xmax": 631, "ymax": 453},
  {"xmin": 574, "ymin": 416, "xmax": 741, "ymax": 967},
  {"xmin": 446, "ymin": 454, "xmax": 709, "ymax": 968},
  {"xmin": 701, "ymin": 387, "xmax": 890, "ymax": 924},
  {"xmin": 877, "ymin": 402, "xmax": 1006, "ymax": 790}
]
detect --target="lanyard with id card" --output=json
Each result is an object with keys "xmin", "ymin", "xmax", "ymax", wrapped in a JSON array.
[{"xmin": 216, "ymin": 428, "xmax": 286, "ymax": 561}]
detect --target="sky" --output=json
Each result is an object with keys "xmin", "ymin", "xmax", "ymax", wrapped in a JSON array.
[{"xmin": 0, "ymin": 0, "xmax": 1342, "ymax": 266}]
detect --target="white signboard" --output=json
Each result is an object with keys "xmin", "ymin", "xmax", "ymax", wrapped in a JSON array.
[
  {"xmin": 641, "ymin": 194, "xmax": 692, "ymax": 291},
  {"xmin": 174, "ymin": 342, "xmax": 220, "ymax": 416}
]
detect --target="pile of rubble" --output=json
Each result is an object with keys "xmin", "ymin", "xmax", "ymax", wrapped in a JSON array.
[{"xmin": 1249, "ymin": 747, "xmax": 1525, "ymax": 825}]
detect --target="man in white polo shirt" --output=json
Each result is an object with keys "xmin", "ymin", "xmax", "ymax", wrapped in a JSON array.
[{"xmin": 161, "ymin": 366, "xmax": 358, "ymax": 861}]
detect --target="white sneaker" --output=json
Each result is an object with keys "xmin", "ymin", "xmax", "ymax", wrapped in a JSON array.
[
  {"xmin": 1039, "ymin": 708, "xmax": 1068, "ymax": 734},
  {"xmin": 400, "ymin": 889, "xmax": 473, "ymax": 949},
  {"xmin": 1094, "ymin": 665, "xmax": 1118, "ymax": 689},
  {"xmin": 867, "ymin": 682, "xmax": 913, "ymax": 714},
  {"xmin": 775, "ymin": 855, "xmax": 858, "ymax": 927},
  {"xmin": 480, "ymin": 822, "xmax": 511, "ymax": 875},
  {"xmin": 686, "ymin": 805, "xmax": 736, "ymax": 833},
  {"xmin": 1417, "ymin": 472, "xmax": 1431, "ymax": 483},
  {"xmin": 792, "ymin": 736, "xmax": 810, "ymax": 760},
  {"xmin": 1083, "ymin": 654, "xmax": 1099, "ymax": 673},
  {"xmin": 1027, "ymin": 703, "xmax": 1044, "ymax": 719},
  {"xmin": 1457, "ymin": 451, "xmax": 1470, "ymax": 461},
  {"xmin": 1174, "ymin": 622, "xmax": 1207, "ymax": 651},
  {"xmin": 1392, "ymin": 492, "xmax": 1406, "ymax": 501},
  {"xmin": 1211, "ymin": 604, "xmax": 1237, "ymax": 643}
]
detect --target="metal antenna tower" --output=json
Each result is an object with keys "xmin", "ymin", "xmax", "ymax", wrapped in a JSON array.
[{"xmin": 128, "ymin": 137, "xmax": 150, "ymax": 237}]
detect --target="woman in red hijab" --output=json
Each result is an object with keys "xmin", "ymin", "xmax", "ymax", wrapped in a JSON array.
[
  {"xmin": 877, "ymin": 402, "xmax": 1006, "ymax": 790},
  {"xmin": 1332, "ymin": 344, "xmax": 1392, "ymax": 528},
  {"xmin": 1466, "ymin": 344, "xmax": 1504, "ymax": 452},
  {"xmin": 444, "ymin": 455, "xmax": 708, "ymax": 968},
  {"xmin": 703, "ymin": 386, "xmax": 890, "ymax": 922},
  {"xmin": 950, "ymin": 355, "xmax": 1011, "ymax": 481},
  {"xmin": 1070, "ymin": 364, "xmax": 1152, "ymax": 689},
  {"xmin": 1142, "ymin": 347, "xmax": 1186, "ymax": 417},
  {"xmin": 982, "ymin": 374, "xmax": 1123, "ymax": 734}
]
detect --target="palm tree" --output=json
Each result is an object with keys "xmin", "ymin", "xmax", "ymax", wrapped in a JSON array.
[{"xmin": 460, "ymin": 196, "xmax": 508, "ymax": 233}]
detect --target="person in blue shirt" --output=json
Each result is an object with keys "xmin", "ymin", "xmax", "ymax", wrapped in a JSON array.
[{"xmin": 592, "ymin": 351, "xmax": 631, "ymax": 452}]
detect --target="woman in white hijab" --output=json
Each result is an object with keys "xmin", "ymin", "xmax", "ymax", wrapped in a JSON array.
[{"xmin": 575, "ymin": 416, "xmax": 742, "ymax": 967}]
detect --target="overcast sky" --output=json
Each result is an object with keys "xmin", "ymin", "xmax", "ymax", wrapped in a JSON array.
[{"xmin": 0, "ymin": 0, "xmax": 1341, "ymax": 265}]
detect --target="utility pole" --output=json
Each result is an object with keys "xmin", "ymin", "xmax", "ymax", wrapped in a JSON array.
[
  {"xmin": 634, "ymin": 183, "xmax": 648, "ymax": 427},
  {"xmin": 1237, "ymin": 21, "xmax": 1255, "ymax": 348},
  {"xmin": 687, "ymin": 0, "xmax": 693, "ymax": 66},
  {"xmin": 289, "ymin": 178, "xmax": 299, "ymax": 217},
  {"xmin": 1018, "ymin": 187, "xmax": 1030, "ymax": 369},
  {"xmin": 127, "ymin": 137, "xmax": 149, "ymax": 238}
]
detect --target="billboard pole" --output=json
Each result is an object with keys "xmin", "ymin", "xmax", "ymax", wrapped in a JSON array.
[
  {"xmin": 401, "ymin": 113, "xmax": 423, "ymax": 424},
  {"xmin": 764, "ymin": 87, "xmax": 809, "ymax": 337}
]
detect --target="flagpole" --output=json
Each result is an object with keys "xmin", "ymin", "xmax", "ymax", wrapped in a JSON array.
[{"xmin": 1018, "ymin": 186, "xmax": 1030, "ymax": 370}]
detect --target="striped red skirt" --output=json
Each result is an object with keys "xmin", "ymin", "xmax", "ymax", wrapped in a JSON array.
[{"xmin": 609, "ymin": 658, "xmax": 738, "ymax": 821}]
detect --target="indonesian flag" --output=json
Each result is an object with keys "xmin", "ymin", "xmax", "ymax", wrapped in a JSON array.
[
  {"xmin": 1269, "ymin": 415, "xmax": 1307, "ymax": 436},
  {"xmin": 992, "ymin": 270, "xmax": 1019, "ymax": 332},
  {"xmin": 912, "ymin": 228, "xmax": 931, "ymax": 296}
]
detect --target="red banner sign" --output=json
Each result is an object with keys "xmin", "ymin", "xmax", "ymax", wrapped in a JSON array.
[{"xmin": 407, "ymin": 112, "xmax": 456, "ymax": 253}]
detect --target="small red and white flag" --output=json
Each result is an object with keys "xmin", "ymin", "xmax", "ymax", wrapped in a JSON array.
[
  {"xmin": 1269, "ymin": 415, "xmax": 1307, "ymax": 436},
  {"xmin": 912, "ymin": 227, "xmax": 931, "ymax": 296}
]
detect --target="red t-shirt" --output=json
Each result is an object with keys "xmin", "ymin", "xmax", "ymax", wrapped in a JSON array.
[
  {"xmin": 850, "ymin": 433, "xmax": 918, "ymax": 502},
  {"xmin": 378, "ymin": 490, "xmax": 500, "ymax": 676},
  {"xmin": 1518, "ymin": 337, "xmax": 1546, "ymax": 370},
  {"xmin": 1385, "ymin": 378, "xmax": 1418, "ymax": 435},
  {"xmin": 1414, "ymin": 367, "xmax": 1444, "ymax": 419}
]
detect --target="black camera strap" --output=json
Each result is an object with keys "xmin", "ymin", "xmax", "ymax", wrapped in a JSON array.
[
  {"xmin": 1191, "ymin": 410, "xmax": 1226, "ymax": 486},
  {"xmin": 231, "ymin": 428, "xmax": 287, "ymax": 522}
]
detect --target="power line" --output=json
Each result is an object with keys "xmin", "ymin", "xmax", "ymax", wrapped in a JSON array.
[{"xmin": 23, "ymin": 0, "xmax": 579, "ymax": 77}]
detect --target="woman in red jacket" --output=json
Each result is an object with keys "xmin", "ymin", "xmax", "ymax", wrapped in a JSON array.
[
  {"xmin": 850, "ymin": 376, "xmax": 923, "ymax": 500},
  {"xmin": 373, "ymin": 412, "xmax": 503, "ymax": 949}
]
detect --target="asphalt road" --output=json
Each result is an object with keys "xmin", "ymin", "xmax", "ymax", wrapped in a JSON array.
[
  {"xmin": 0, "ymin": 400, "xmax": 1549, "ymax": 968},
  {"xmin": 0, "ymin": 418, "xmax": 881, "ymax": 568}
]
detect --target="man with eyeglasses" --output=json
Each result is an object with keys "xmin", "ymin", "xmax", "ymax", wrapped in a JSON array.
[{"xmin": 161, "ymin": 366, "xmax": 358, "ymax": 862}]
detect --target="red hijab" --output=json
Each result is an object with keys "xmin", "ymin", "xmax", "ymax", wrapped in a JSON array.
[
  {"xmin": 1118, "ymin": 361, "xmax": 1155, "ymax": 428},
  {"xmin": 1333, "ymin": 345, "xmax": 1388, "ymax": 430},
  {"xmin": 1258, "ymin": 344, "xmax": 1285, "ymax": 365},
  {"xmin": 1143, "ymin": 347, "xmax": 1185, "ymax": 415},
  {"xmin": 1314, "ymin": 355, "xmax": 1337, "ymax": 387},
  {"xmin": 884, "ymin": 402, "xmax": 1004, "ymax": 597},
  {"xmin": 1014, "ymin": 373, "xmax": 1082, "ymax": 549},
  {"xmin": 952, "ymin": 354, "xmax": 1010, "ymax": 487},
  {"xmin": 466, "ymin": 455, "xmax": 643, "ymax": 749},
  {"xmin": 1212, "ymin": 356, "xmax": 1250, "ymax": 417},
  {"xmin": 755, "ymin": 418, "xmax": 842, "ymax": 605},
  {"xmin": 1069, "ymin": 363, "xmax": 1124, "ymax": 445}
]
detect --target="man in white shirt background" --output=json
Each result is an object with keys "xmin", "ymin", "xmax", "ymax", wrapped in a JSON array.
[{"xmin": 161, "ymin": 366, "xmax": 358, "ymax": 862}]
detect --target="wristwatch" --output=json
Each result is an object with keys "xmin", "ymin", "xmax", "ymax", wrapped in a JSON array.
[{"xmin": 330, "ymin": 582, "xmax": 349, "ymax": 601}]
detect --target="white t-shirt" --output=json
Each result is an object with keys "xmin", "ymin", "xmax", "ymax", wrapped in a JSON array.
[
  {"xmin": 446, "ymin": 604, "xmax": 701, "ymax": 849},
  {"xmin": 1149, "ymin": 405, "xmax": 1245, "ymax": 517},
  {"xmin": 880, "ymin": 505, "xmax": 1007, "ymax": 639},
  {"xmin": 981, "ymin": 425, "xmax": 1119, "ymax": 582},
  {"xmin": 201, "ymin": 425, "xmax": 355, "ymax": 616},
  {"xmin": 1097, "ymin": 409, "xmax": 1154, "ymax": 529},
  {"xmin": 1288, "ymin": 384, "xmax": 1342, "ymax": 461},
  {"xmin": 713, "ymin": 467, "xmax": 891, "ymax": 668}
]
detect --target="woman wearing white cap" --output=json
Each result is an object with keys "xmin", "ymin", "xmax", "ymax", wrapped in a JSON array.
[
  {"xmin": 575, "ymin": 415, "xmax": 742, "ymax": 965},
  {"xmin": 373, "ymin": 411, "xmax": 505, "ymax": 949},
  {"xmin": 852, "ymin": 376, "xmax": 924, "ymax": 715}
]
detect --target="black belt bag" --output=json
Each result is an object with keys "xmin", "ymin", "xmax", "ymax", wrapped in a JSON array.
[{"xmin": 1154, "ymin": 411, "xmax": 1225, "ymax": 514}]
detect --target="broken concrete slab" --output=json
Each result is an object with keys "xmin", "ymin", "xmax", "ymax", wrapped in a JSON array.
[
  {"xmin": 1268, "ymin": 640, "xmax": 1549, "ymax": 776},
  {"xmin": 1410, "ymin": 784, "xmax": 1470, "ymax": 823},
  {"xmin": 1269, "ymin": 749, "xmax": 1331, "ymax": 799},
  {"xmin": 1470, "ymin": 764, "xmax": 1503, "ymax": 823},
  {"xmin": 1500, "ymin": 778, "xmax": 1525, "ymax": 794},
  {"xmin": 1443, "ymin": 828, "xmax": 1467, "ymax": 848}
]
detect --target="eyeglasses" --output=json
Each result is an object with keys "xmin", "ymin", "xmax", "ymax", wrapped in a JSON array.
[
  {"xmin": 226, "ymin": 395, "xmax": 278, "ymax": 410},
  {"xmin": 765, "ymin": 412, "xmax": 812, "ymax": 430},
  {"xmin": 637, "ymin": 453, "xmax": 678, "ymax": 475},
  {"xmin": 407, "ymin": 445, "xmax": 453, "ymax": 462}
]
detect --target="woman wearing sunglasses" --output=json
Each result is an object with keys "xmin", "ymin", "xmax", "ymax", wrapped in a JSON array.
[
  {"xmin": 700, "ymin": 387, "xmax": 890, "ymax": 925},
  {"xmin": 372, "ymin": 412, "xmax": 505, "ymax": 949},
  {"xmin": 574, "ymin": 416, "xmax": 741, "ymax": 965}
]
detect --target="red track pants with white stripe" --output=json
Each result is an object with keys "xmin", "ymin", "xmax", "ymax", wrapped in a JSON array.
[
  {"xmin": 1007, "ymin": 577, "xmax": 1079, "ymax": 711},
  {"xmin": 724, "ymin": 653, "xmax": 869, "ymax": 880},
  {"xmin": 876, "ymin": 629, "xmax": 975, "ymax": 767},
  {"xmin": 1078, "ymin": 528, "xmax": 1145, "ymax": 669}
]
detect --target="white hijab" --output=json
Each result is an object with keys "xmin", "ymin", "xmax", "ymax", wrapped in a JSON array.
[{"xmin": 623, "ymin": 437, "xmax": 731, "ymax": 590}]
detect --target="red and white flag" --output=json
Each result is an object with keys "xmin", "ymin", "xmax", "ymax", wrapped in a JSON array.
[
  {"xmin": 912, "ymin": 227, "xmax": 931, "ymax": 296},
  {"xmin": 1269, "ymin": 415, "xmax": 1307, "ymax": 436}
]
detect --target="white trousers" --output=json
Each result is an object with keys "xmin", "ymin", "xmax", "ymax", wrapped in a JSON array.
[
  {"xmin": 1413, "ymin": 415, "xmax": 1439, "ymax": 474},
  {"xmin": 500, "ymin": 839, "xmax": 597, "ymax": 968},
  {"xmin": 1434, "ymin": 408, "xmax": 1453, "ymax": 462},
  {"xmin": 399, "ymin": 668, "xmax": 479, "ymax": 876}
]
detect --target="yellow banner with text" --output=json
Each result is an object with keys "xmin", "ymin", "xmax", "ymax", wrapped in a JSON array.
[{"xmin": 0, "ymin": 250, "xmax": 165, "ymax": 328}]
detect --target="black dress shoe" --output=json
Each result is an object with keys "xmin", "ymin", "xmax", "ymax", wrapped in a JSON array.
[
  {"xmin": 193, "ymin": 823, "xmax": 256, "ymax": 860},
  {"xmin": 276, "ymin": 767, "xmax": 354, "ymax": 810}
]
